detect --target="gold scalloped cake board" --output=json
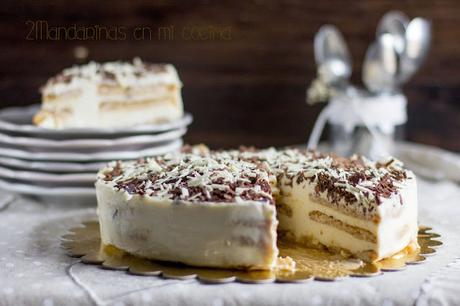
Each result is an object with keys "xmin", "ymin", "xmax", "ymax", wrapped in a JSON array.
[{"xmin": 61, "ymin": 221, "xmax": 442, "ymax": 283}]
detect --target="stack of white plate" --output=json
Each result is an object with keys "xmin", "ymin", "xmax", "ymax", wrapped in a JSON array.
[{"xmin": 0, "ymin": 104, "xmax": 192, "ymax": 205}]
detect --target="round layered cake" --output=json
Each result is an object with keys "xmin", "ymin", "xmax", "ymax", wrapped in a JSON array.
[{"xmin": 96, "ymin": 146, "xmax": 418, "ymax": 270}]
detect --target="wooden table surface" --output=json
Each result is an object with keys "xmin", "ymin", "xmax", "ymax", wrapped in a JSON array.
[{"xmin": 1, "ymin": 0, "xmax": 459, "ymax": 151}]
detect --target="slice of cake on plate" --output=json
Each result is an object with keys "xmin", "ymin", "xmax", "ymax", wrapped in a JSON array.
[
  {"xmin": 95, "ymin": 148, "xmax": 418, "ymax": 270},
  {"xmin": 34, "ymin": 58, "xmax": 183, "ymax": 129}
]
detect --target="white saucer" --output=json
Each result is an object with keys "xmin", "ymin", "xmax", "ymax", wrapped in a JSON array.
[
  {"xmin": 0, "ymin": 139, "xmax": 182, "ymax": 162},
  {"xmin": 0, "ymin": 164, "xmax": 95, "ymax": 185},
  {"xmin": 0, "ymin": 105, "xmax": 193, "ymax": 139},
  {"xmin": 0, "ymin": 177, "xmax": 96, "ymax": 205},
  {"xmin": 0, "ymin": 156, "xmax": 104, "ymax": 173},
  {"xmin": 0, "ymin": 128, "xmax": 186, "ymax": 152}
]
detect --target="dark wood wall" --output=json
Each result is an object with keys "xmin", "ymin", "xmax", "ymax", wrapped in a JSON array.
[{"xmin": 1, "ymin": 0, "xmax": 459, "ymax": 151}]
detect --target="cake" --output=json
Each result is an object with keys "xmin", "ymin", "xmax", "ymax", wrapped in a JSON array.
[
  {"xmin": 34, "ymin": 58, "xmax": 183, "ymax": 129},
  {"xmin": 96, "ymin": 147, "xmax": 418, "ymax": 270},
  {"xmin": 268, "ymin": 150, "xmax": 418, "ymax": 262},
  {"xmin": 96, "ymin": 149, "xmax": 279, "ymax": 269}
]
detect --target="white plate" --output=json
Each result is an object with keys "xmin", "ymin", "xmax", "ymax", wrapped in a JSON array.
[
  {"xmin": 0, "ymin": 139, "xmax": 182, "ymax": 162},
  {"xmin": 0, "ymin": 128, "xmax": 186, "ymax": 152},
  {"xmin": 0, "ymin": 164, "xmax": 95, "ymax": 184},
  {"xmin": 0, "ymin": 105, "xmax": 192, "ymax": 139},
  {"xmin": 0, "ymin": 178, "xmax": 96, "ymax": 205},
  {"xmin": 0, "ymin": 156, "xmax": 105, "ymax": 173}
]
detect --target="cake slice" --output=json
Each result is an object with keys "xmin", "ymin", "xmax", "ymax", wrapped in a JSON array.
[
  {"xmin": 34, "ymin": 58, "xmax": 183, "ymax": 129},
  {"xmin": 271, "ymin": 151, "xmax": 418, "ymax": 262},
  {"xmin": 96, "ymin": 153, "xmax": 279, "ymax": 270}
]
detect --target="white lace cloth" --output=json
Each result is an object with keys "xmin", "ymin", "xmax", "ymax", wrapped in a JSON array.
[{"xmin": 0, "ymin": 144, "xmax": 459, "ymax": 306}]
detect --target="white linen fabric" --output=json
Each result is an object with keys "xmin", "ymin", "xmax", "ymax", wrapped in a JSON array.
[{"xmin": 0, "ymin": 143, "xmax": 459, "ymax": 306}]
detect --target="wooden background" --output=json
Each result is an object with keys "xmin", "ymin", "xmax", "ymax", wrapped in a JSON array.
[{"xmin": 1, "ymin": 0, "xmax": 459, "ymax": 151}]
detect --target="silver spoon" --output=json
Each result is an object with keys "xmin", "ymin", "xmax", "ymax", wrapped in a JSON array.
[
  {"xmin": 376, "ymin": 11, "xmax": 409, "ymax": 55},
  {"xmin": 314, "ymin": 25, "xmax": 352, "ymax": 87},
  {"xmin": 362, "ymin": 33, "xmax": 398, "ymax": 93},
  {"xmin": 399, "ymin": 18, "xmax": 432, "ymax": 83}
]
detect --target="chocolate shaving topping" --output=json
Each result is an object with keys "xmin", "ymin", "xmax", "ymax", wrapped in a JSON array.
[
  {"xmin": 101, "ymin": 70, "xmax": 117, "ymax": 81},
  {"xmin": 102, "ymin": 161, "xmax": 122, "ymax": 181},
  {"xmin": 144, "ymin": 63, "xmax": 167, "ymax": 73},
  {"xmin": 98, "ymin": 147, "xmax": 412, "ymax": 217},
  {"xmin": 102, "ymin": 152, "xmax": 274, "ymax": 205},
  {"xmin": 42, "ymin": 58, "xmax": 174, "ymax": 92}
]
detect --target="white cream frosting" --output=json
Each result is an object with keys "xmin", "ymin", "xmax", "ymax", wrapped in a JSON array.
[{"xmin": 96, "ymin": 182, "xmax": 278, "ymax": 269}]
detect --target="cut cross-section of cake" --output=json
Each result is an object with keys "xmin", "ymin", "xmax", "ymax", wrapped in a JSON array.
[
  {"xmin": 96, "ymin": 152, "xmax": 279, "ymax": 270},
  {"xmin": 272, "ymin": 152, "xmax": 418, "ymax": 262},
  {"xmin": 95, "ymin": 147, "xmax": 418, "ymax": 270},
  {"xmin": 34, "ymin": 58, "xmax": 183, "ymax": 129}
]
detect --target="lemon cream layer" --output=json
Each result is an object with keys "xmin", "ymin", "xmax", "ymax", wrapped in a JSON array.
[
  {"xmin": 34, "ymin": 58, "xmax": 183, "ymax": 129},
  {"xmin": 277, "ymin": 171, "xmax": 417, "ymax": 262}
]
